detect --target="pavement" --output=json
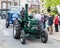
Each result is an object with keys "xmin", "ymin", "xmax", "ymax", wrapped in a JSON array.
[
  {"xmin": 0, "ymin": 19, "xmax": 60, "ymax": 48},
  {"xmin": 49, "ymin": 32, "xmax": 60, "ymax": 42},
  {"xmin": 48, "ymin": 24, "xmax": 60, "ymax": 42}
]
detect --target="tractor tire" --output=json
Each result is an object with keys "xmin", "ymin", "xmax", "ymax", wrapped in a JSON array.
[
  {"xmin": 41, "ymin": 30, "xmax": 48, "ymax": 43},
  {"xmin": 13, "ymin": 21, "xmax": 20, "ymax": 39},
  {"xmin": 20, "ymin": 30, "xmax": 26, "ymax": 44}
]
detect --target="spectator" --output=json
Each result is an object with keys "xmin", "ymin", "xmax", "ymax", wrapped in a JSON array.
[
  {"xmin": 40, "ymin": 13, "xmax": 44, "ymax": 29},
  {"xmin": 34, "ymin": 12, "xmax": 42, "ymax": 21},
  {"xmin": 45, "ymin": 18, "xmax": 49, "ymax": 31},
  {"xmin": 54, "ymin": 15, "xmax": 59, "ymax": 32},
  {"xmin": 43, "ymin": 14, "xmax": 48, "ymax": 29},
  {"xmin": 34, "ymin": 12, "xmax": 43, "ymax": 29},
  {"xmin": 48, "ymin": 14, "xmax": 53, "ymax": 35},
  {"xmin": 58, "ymin": 14, "xmax": 60, "ymax": 26}
]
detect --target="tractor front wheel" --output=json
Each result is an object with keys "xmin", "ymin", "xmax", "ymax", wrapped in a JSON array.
[
  {"xmin": 20, "ymin": 30, "xmax": 26, "ymax": 44},
  {"xmin": 41, "ymin": 30, "xmax": 48, "ymax": 43}
]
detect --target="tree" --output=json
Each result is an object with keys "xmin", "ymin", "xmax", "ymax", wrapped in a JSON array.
[
  {"xmin": 44, "ymin": 0, "xmax": 59, "ymax": 14},
  {"xmin": 47, "ymin": 6, "xmax": 51, "ymax": 13},
  {"xmin": 45, "ymin": 0, "xmax": 60, "ymax": 8}
]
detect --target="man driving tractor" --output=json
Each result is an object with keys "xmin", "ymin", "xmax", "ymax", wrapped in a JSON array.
[
  {"xmin": 20, "ymin": 7, "xmax": 25, "ymax": 29},
  {"xmin": 14, "ymin": 7, "xmax": 25, "ymax": 39}
]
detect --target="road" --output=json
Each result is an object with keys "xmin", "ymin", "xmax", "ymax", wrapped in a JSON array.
[{"xmin": 0, "ymin": 19, "xmax": 60, "ymax": 48}]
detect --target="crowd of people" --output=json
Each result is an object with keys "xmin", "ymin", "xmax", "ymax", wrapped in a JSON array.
[{"xmin": 33, "ymin": 12, "xmax": 60, "ymax": 35}]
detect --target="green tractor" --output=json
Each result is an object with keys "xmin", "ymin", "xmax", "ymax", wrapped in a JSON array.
[{"xmin": 13, "ymin": 4, "xmax": 48, "ymax": 44}]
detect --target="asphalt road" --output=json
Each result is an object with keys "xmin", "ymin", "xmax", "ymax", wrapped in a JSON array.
[{"xmin": 0, "ymin": 19, "xmax": 60, "ymax": 48}]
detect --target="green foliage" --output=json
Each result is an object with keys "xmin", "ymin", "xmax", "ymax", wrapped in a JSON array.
[
  {"xmin": 49, "ymin": 8, "xmax": 58, "ymax": 16},
  {"xmin": 45, "ymin": 0, "xmax": 60, "ymax": 8},
  {"xmin": 50, "ymin": 12, "xmax": 56, "ymax": 16},
  {"xmin": 44, "ymin": 0, "xmax": 60, "ymax": 14}
]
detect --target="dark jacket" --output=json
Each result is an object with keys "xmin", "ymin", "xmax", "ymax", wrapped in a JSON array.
[{"xmin": 48, "ymin": 16, "xmax": 53, "ymax": 26}]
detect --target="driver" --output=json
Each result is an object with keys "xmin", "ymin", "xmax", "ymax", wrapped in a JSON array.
[{"xmin": 20, "ymin": 7, "xmax": 25, "ymax": 29}]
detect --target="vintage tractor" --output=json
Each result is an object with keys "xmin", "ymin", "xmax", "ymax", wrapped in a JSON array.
[{"xmin": 13, "ymin": 4, "xmax": 48, "ymax": 44}]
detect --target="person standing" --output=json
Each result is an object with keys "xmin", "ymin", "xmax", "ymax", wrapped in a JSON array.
[
  {"xmin": 34, "ymin": 12, "xmax": 43, "ymax": 29},
  {"xmin": 45, "ymin": 18, "xmax": 49, "ymax": 31},
  {"xmin": 48, "ymin": 14, "xmax": 53, "ymax": 35},
  {"xmin": 43, "ymin": 14, "xmax": 48, "ymax": 29},
  {"xmin": 58, "ymin": 15, "xmax": 60, "ymax": 26},
  {"xmin": 54, "ymin": 15, "xmax": 59, "ymax": 32},
  {"xmin": 34, "ymin": 12, "xmax": 42, "ymax": 21},
  {"xmin": 40, "ymin": 13, "xmax": 44, "ymax": 29}
]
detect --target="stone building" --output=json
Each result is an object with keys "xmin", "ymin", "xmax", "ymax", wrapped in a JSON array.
[
  {"xmin": 40, "ymin": 0, "xmax": 47, "ymax": 13},
  {"xmin": 27, "ymin": 0, "xmax": 40, "ymax": 12},
  {"xmin": 0, "ymin": 0, "xmax": 47, "ymax": 13},
  {"xmin": 0, "ymin": 0, "xmax": 20, "ymax": 9},
  {"xmin": 0, "ymin": 0, "xmax": 40, "ymax": 10}
]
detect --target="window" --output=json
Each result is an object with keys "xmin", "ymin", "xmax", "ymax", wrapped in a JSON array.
[
  {"xmin": 2, "ymin": 3, "xmax": 6, "ymax": 9},
  {"xmin": 8, "ymin": 2, "xmax": 11, "ymax": 7},
  {"xmin": 14, "ymin": 2, "xmax": 17, "ymax": 6}
]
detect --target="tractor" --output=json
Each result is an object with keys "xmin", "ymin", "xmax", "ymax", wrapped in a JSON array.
[
  {"xmin": 13, "ymin": 4, "xmax": 48, "ymax": 44},
  {"xmin": 6, "ymin": 6, "xmax": 21, "ymax": 28}
]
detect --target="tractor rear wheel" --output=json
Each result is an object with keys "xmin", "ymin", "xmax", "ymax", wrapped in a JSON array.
[{"xmin": 13, "ymin": 21, "xmax": 20, "ymax": 39}]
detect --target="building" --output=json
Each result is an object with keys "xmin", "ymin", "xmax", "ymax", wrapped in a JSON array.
[
  {"xmin": 0, "ymin": 0, "xmax": 40, "ymax": 11},
  {"xmin": 0, "ymin": 0, "xmax": 20, "ymax": 9},
  {"xmin": 27, "ymin": 0, "xmax": 40, "ymax": 13},
  {"xmin": 0, "ymin": 0, "xmax": 47, "ymax": 13},
  {"xmin": 40, "ymin": 0, "xmax": 47, "ymax": 13}
]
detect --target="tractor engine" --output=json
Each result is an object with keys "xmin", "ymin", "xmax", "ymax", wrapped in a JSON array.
[{"xmin": 27, "ymin": 19, "xmax": 40, "ymax": 31}]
